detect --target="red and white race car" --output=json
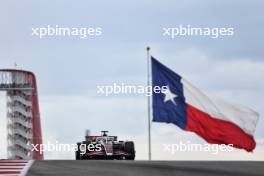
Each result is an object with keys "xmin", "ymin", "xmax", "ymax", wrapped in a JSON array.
[{"xmin": 75, "ymin": 130, "xmax": 135, "ymax": 160}]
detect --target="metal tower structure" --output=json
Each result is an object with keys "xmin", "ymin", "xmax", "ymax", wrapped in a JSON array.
[{"xmin": 0, "ymin": 69, "xmax": 43, "ymax": 160}]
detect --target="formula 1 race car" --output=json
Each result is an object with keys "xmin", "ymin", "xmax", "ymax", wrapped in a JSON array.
[{"xmin": 75, "ymin": 130, "xmax": 135, "ymax": 160}]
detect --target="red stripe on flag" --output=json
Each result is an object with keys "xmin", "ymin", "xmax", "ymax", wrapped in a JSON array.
[{"xmin": 186, "ymin": 104, "xmax": 256, "ymax": 151}]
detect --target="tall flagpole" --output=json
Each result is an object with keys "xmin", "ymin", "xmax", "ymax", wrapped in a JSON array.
[{"xmin": 146, "ymin": 46, "xmax": 151, "ymax": 160}]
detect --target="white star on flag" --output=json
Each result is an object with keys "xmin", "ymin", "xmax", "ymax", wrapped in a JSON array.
[{"xmin": 163, "ymin": 85, "xmax": 177, "ymax": 105}]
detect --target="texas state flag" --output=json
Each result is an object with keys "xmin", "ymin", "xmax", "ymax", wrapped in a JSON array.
[{"xmin": 151, "ymin": 57, "xmax": 259, "ymax": 151}]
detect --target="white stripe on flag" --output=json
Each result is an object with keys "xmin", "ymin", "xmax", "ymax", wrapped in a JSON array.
[{"xmin": 182, "ymin": 78, "xmax": 259, "ymax": 135}]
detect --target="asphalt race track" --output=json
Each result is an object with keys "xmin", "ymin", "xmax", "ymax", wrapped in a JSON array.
[{"xmin": 27, "ymin": 160, "xmax": 264, "ymax": 176}]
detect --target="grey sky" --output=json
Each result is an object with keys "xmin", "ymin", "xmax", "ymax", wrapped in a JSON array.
[{"xmin": 0, "ymin": 0, "xmax": 263, "ymax": 160}]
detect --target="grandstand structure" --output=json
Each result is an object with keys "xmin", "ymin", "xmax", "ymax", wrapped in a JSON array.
[{"xmin": 0, "ymin": 69, "xmax": 43, "ymax": 160}]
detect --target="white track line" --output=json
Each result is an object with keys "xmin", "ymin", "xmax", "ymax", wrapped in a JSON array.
[{"xmin": 19, "ymin": 160, "xmax": 34, "ymax": 176}]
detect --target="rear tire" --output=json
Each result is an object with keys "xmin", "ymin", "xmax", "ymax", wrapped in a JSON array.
[
  {"xmin": 124, "ymin": 141, "xmax": 135, "ymax": 160},
  {"xmin": 76, "ymin": 142, "xmax": 81, "ymax": 160}
]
